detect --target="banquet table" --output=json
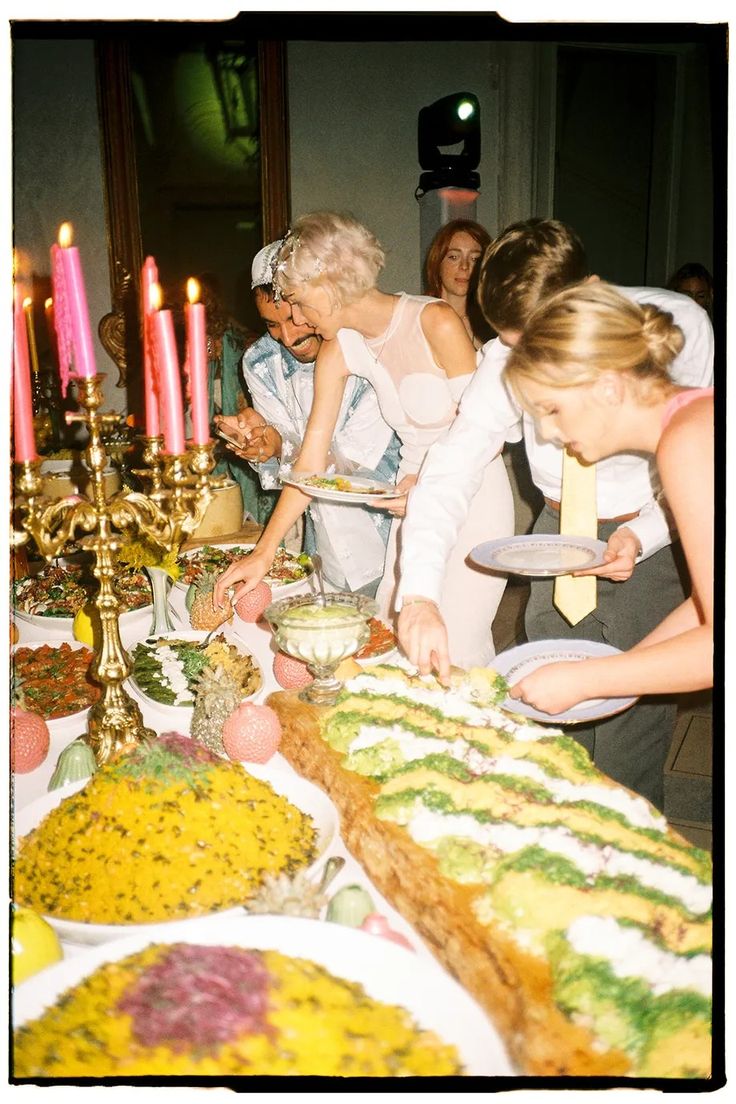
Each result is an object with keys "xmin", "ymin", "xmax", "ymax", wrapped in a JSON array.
[{"xmin": 11, "ymin": 528, "xmax": 514, "ymax": 1073}]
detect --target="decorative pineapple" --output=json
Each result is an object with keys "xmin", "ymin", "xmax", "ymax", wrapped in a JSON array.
[
  {"xmin": 189, "ymin": 663, "xmax": 243, "ymax": 756},
  {"xmin": 187, "ymin": 571, "xmax": 233, "ymax": 632},
  {"xmin": 247, "ymin": 857, "xmax": 345, "ymax": 918}
]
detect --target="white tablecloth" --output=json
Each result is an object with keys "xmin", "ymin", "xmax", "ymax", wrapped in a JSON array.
[{"xmin": 12, "ymin": 581, "xmax": 434, "ymax": 963}]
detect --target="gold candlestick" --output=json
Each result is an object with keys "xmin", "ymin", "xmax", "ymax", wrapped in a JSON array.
[{"xmin": 15, "ymin": 375, "xmax": 216, "ymax": 765}]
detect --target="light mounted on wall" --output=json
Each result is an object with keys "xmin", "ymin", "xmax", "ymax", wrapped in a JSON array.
[{"xmin": 416, "ymin": 91, "xmax": 481, "ymax": 197}]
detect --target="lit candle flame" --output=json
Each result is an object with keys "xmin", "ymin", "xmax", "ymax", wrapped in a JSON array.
[
  {"xmin": 186, "ymin": 277, "xmax": 201, "ymax": 305},
  {"xmin": 45, "ymin": 297, "xmax": 53, "ymax": 310},
  {"xmin": 150, "ymin": 282, "xmax": 162, "ymax": 311},
  {"xmin": 58, "ymin": 222, "xmax": 73, "ymax": 248},
  {"xmin": 23, "ymin": 296, "xmax": 33, "ymax": 310}
]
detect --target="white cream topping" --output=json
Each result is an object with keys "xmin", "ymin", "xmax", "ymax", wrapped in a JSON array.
[
  {"xmin": 344, "ymin": 674, "xmax": 556, "ymax": 740},
  {"xmin": 156, "ymin": 645, "xmax": 192, "ymax": 705},
  {"xmin": 566, "ymin": 916, "xmax": 711, "ymax": 998},
  {"xmin": 404, "ymin": 809, "xmax": 711, "ymax": 916},
  {"xmin": 346, "ymin": 722, "xmax": 666, "ymax": 833},
  {"xmin": 349, "ymin": 725, "xmax": 467, "ymax": 763}
]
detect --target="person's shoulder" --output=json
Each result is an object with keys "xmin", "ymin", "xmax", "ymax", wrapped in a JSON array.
[
  {"xmin": 617, "ymin": 284, "xmax": 711, "ymax": 328},
  {"xmin": 659, "ymin": 392, "xmax": 713, "ymax": 462},
  {"xmin": 243, "ymin": 332, "xmax": 280, "ymax": 367},
  {"xmin": 419, "ymin": 297, "xmax": 465, "ymax": 337}
]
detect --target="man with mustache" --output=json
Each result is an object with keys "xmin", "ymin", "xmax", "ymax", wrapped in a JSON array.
[{"xmin": 215, "ymin": 241, "xmax": 399, "ymax": 594}]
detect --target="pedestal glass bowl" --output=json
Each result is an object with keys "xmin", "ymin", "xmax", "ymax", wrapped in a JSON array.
[{"xmin": 265, "ymin": 592, "xmax": 376, "ymax": 705}]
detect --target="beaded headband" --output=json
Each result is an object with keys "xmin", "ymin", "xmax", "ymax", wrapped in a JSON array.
[{"xmin": 272, "ymin": 229, "xmax": 325, "ymax": 303}]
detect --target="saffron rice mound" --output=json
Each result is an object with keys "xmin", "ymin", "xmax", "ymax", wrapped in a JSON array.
[
  {"xmin": 12, "ymin": 943, "xmax": 463, "ymax": 1077},
  {"xmin": 13, "ymin": 734, "xmax": 318, "ymax": 925}
]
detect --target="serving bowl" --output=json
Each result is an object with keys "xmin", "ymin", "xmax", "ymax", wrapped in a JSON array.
[
  {"xmin": 265, "ymin": 592, "xmax": 376, "ymax": 705},
  {"xmin": 12, "ymin": 914, "xmax": 513, "ymax": 1075},
  {"xmin": 13, "ymin": 768, "xmax": 339, "ymax": 946},
  {"xmin": 127, "ymin": 629, "xmax": 262, "ymax": 719}
]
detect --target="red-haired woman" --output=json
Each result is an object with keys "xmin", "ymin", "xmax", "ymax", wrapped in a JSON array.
[{"xmin": 424, "ymin": 218, "xmax": 492, "ymax": 348}]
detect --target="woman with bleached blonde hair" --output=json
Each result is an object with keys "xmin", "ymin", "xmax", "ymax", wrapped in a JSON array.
[
  {"xmin": 502, "ymin": 281, "xmax": 713, "ymax": 714},
  {"xmin": 216, "ymin": 211, "xmax": 513, "ymax": 668}
]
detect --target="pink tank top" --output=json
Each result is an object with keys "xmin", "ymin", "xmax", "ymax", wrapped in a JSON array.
[{"xmin": 661, "ymin": 387, "xmax": 714, "ymax": 429}]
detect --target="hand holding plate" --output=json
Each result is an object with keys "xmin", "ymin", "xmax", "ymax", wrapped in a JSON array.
[
  {"xmin": 367, "ymin": 474, "xmax": 417, "ymax": 517},
  {"xmin": 507, "ymin": 660, "xmax": 589, "ymax": 715},
  {"xmin": 572, "ymin": 527, "xmax": 641, "ymax": 582}
]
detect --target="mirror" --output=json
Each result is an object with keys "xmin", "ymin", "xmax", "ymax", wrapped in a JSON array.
[{"xmin": 95, "ymin": 30, "xmax": 289, "ymax": 417}]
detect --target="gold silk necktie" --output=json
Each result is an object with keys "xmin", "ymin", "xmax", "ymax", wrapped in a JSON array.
[{"xmin": 553, "ymin": 449, "xmax": 598, "ymax": 625}]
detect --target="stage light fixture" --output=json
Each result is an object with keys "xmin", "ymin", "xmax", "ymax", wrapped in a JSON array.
[{"xmin": 417, "ymin": 91, "xmax": 480, "ymax": 195}]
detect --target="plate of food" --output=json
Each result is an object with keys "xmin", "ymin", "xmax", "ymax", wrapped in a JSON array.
[
  {"xmin": 11, "ymin": 641, "xmax": 101, "ymax": 736},
  {"xmin": 355, "ymin": 617, "xmax": 399, "ymax": 663},
  {"xmin": 12, "ymin": 913, "xmax": 512, "ymax": 1076},
  {"xmin": 12, "ymin": 562, "xmax": 153, "ymax": 630},
  {"xmin": 12, "ymin": 734, "xmax": 340, "ymax": 944},
  {"xmin": 176, "ymin": 543, "xmax": 313, "ymax": 597},
  {"xmin": 281, "ymin": 471, "xmax": 406, "ymax": 505},
  {"xmin": 128, "ymin": 630, "xmax": 262, "ymax": 714},
  {"xmin": 469, "ymin": 534, "xmax": 608, "ymax": 577},
  {"xmin": 493, "ymin": 639, "xmax": 638, "ymax": 725}
]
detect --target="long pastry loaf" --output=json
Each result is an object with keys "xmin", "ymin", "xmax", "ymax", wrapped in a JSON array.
[{"xmin": 268, "ymin": 665, "xmax": 712, "ymax": 1078}]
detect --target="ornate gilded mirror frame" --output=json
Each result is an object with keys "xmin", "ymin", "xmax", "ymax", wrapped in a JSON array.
[{"xmin": 95, "ymin": 36, "xmax": 289, "ymax": 410}]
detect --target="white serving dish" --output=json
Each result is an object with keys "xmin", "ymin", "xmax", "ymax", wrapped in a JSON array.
[
  {"xmin": 13, "ymin": 769, "xmax": 340, "ymax": 946},
  {"xmin": 12, "ymin": 913, "xmax": 514, "ymax": 1075},
  {"xmin": 176, "ymin": 542, "xmax": 312, "ymax": 598},
  {"xmin": 127, "ymin": 629, "xmax": 262, "ymax": 717},
  {"xmin": 11, "ymin": 640, "xmax": 96, "ymax": 740}
]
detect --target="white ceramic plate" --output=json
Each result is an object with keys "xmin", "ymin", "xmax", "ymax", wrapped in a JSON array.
[
  {"xmin": 469, "ymin": 534, "xmax": 608, "ymax": 577},
  {"xmin": 281, "ymin": 471, "xmax": 406, "ymax": 505},
  {"xmin": 12, "ymin": 913, "xmax": 513, "ymax": 1075},
  {"xmin": 175, "ymin": 542, "xmax": 313, "ymax": 597},
  {"xmin": 13, "ymin": 769, "xmax": 340, "ymax": 946},
  {"xmin": 13, "ymin": 563, "xmax": 152, "ymax": 632},
  {"xmin": 128, "ymin": 629, "xmax": 262, "ymax": 715},
  {"xmin": 493, "ymin": 639, "xmax": 638, "ymax": 725},
  {"xmin": 11, "ymin": 640, "xmax": 96, "ymax": 738},
  {"xmin": 354, "ymin": 618, "xmax": 400, "ymax": 665}
]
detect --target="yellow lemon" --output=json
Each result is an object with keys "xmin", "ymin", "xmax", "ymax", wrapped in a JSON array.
[
  {"xmin": 72, "ymin": 603, "xmax": 100, "ymax": 647},
  {"xmin": 12, "ymin": 905, "xmax": 62, "ymax": 985}
]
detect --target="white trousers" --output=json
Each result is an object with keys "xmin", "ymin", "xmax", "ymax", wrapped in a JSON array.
[{"xmin": 375, "ymin": 454, "xmax": 514, "ymax": 670}]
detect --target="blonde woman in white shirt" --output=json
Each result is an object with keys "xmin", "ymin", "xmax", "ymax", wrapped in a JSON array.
[{"xmin": 215, "ymin": 211, "xmax": 513, "ymax": 668}]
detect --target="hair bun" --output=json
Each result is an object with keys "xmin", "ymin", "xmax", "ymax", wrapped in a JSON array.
[{"xmin": 641, "ymin": 304, "xmax": 684, "ymax": 368}]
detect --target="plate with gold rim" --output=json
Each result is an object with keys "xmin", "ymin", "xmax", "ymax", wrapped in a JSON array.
[
  {"xmin": 469, "ymin": 535, "xmax": 607, "ymax": 577},
  {"xmin": 493, "ymin": 639, "xmax": 638, "ymax": 725}
]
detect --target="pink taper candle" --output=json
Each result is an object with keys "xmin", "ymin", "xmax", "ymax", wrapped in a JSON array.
[
  {"xmin": 152, "ymin": 297, "xmax": 186, "ymax": 455},
  {"xmin": 185, "ymin": 278, "xmax": 211, "ymax": 445},
  {"xmin": 141, "ymin": 257, "xmax": 160, "ymax": 437},
  {"xmin": 57, "ymin": 222, "xmax": 96, "ymax": 378},
  {"xmin": 13, "ymin": 290, "xmax": 38, "ymax": 461}
]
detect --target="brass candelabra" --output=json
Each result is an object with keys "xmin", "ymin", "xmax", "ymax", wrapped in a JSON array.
[{"xmin": 14, "ymin": 375, "xmax": 223, "ymax": 765}]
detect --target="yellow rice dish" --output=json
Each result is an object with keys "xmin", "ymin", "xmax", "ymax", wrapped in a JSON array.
[
  {"xmin": 13, "ymin": 734, "xmax": 317, "ymax": 925},
  {"xmin": 13, "ymin": 943, "xmax": 463, "ymax": 1077}
]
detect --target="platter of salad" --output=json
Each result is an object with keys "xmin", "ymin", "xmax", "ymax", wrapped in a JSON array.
[
  {"xmin": 129, "ymin": 630, "xmax": 262, "ymax": 713},
  {"xmin": 12, "ymin": 563, "xmax": 152, "ymax": 630},
  {"xmin": 12, "ymin": 640, "xmax": 101, "ymax": 735},
  {"xmin": 281, "ymin": 472, "xmax": 404, "ymax": 505},
  {"xmin": 176, "ymin": 544, "xmax": 312, "ymax": 597},
  {"xmin": 355, "ymin": 618, "xmax": 399, "ymax": 663}
]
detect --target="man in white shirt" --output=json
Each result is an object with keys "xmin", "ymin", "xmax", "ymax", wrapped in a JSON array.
[
  {"xmin": 397, "ymin": 219, "xmax": 714, "ymax": 808},
  {"xmin": 216, "ymin": 242, "xmax": 400, "ymax": 594}
]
